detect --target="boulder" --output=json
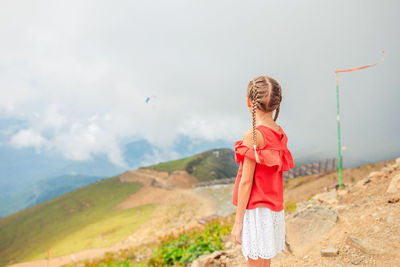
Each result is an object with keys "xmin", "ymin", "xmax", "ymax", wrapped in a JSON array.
[
  {"xmin": 191, "ymin": 251, "xmax": 229, "ymax": 267},
  {"xmin": 387, "ymin": 174, "xmax": 400, "ymax": 193},
  {"xmin": 346, "ymin": 236, "xmax": 383, "ymax": 255},
  {"xmin": 321, "ymin": 246, "xmax": 339, "ymax": 257},
  {"xmin": 312, "ymin": 189, "xmax": 337, "ymax": 204},
  {"xmin": 286, "ymin": 206, "xmax": 338, "ymax": 255}
]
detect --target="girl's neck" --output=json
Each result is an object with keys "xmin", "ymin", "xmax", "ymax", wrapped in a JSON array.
[{"xmin": 255, "ymin": 110, "xmax": 276, "ymax": 126}]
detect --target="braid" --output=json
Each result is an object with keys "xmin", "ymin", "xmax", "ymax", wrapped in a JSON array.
[
  {"xmin": 274, "ymin": 105, "xmax": 280, "ymax": 121},
  {"xmin": 251, "ymin": 80, "xmax": 261, "ymax": 164},
  {"xmin": 246, "ymin": 75, "xmax": 283, "ymax": 163},
  {"xmin": 266, "ymin": 77, "xmax": 282, "ymax": 121}
]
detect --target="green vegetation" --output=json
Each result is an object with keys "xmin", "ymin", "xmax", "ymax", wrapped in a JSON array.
[
  {"xmin": 73, "ymin": 217, "xmax": 234, "ymax": 267},
  {"xmin": 0, "ymin": 174, "xmax": 103, "ymax": 218},
  {"xmin": 142, "ymin": 148, "xmax": 238, "ymax": 182},
  {"xmin": 144, "ymin": 154, "xmax": 197, "ymax": 174},
  {"xmin": 0, "ymin": 176, "xmax": 157, "ymax": 266},
  {"xmin": 284, "ymin": 200, "xmax": 297, "ymax": 213},
  {"xmin": 148, "ymin": 218, "xmax": 231, "ymax": 265}
]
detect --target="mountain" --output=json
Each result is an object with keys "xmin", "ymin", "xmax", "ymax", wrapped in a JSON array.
[
  {"xmin": 142, "ymin": 147, "xmax": 239, "ymax": 182},
  {"xmin": 0, "ymin": 176, "xmax": 146, "ymax": 266},
  {"xmin": 0, "ymin": 174, "xmax": 104, "ymax": 218},
  {"xmin": 0, "ymin": 146, "xmax": 237, "ymax": 266},
  {"xmin": 0, "ymin": 137, "xmax": 234, "ymax": 217}
]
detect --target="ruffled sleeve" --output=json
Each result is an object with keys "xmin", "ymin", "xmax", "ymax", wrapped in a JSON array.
[{"xmin": 234, "ymin": 140, "xmax": 295, "ymax": 171}]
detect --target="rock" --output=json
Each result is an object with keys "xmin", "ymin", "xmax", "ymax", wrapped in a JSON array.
[
  {"xmin": 382, "ymin": 163, "xmax": 398, "ymax": 174},
  {"xmin": 368, "ymin": 171, "xmax": 384, "ymax": 179},
  {"xmin": 332, "ymin": 205, "xmax": 348, "ymax": 213},
  {"xmin": 321, "ymin": 246, "xmax": 339, "ymax": 257},
  {"xmin": 286, "ymin": 206, "xmax": 338, "ymax": 255},
  {"xmin": 351, "ymin": 259, "xmax": 362, "ymax": 265},
  {"xmin": 388, "ymin": 197, "xmax": 400, "ymax": 204},
  {"xmin": 296, "ymin": 201, "xmax": 306, "ymax": 211},
  {"xmin": 191, "ymin": 251, "xmax": 227, "ymax": 267},
  {"xmin": 346, "ymin": 236, "xmax": 383, "ymax": 255},
  {"xmin": 327, "ymin": 198, "xmax": 339, "ymax": 205},
  {"xmin": 386, "ymin": 216, "xmax": 393, "ymax": 223},
  {"xmin": 396, "ymin": 157, "xmax": 400, "ymax": 166},
  {"xmin": 356, "ymin": 177, "xmax": 371, "ymax": 187},
  {"xmin": 313, "ymin": 189, "xmax": 337, "ymax": 204},
  {"xmin": 224, "ymin": 241, "xmax": 233, "ymax": 249},
  {"xmin": 387, "ymin": 174, "xmax": 400, "ymax": 193}
]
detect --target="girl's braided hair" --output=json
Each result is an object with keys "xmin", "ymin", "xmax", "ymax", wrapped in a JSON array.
[{"xmin": 247, "ymin": 75, "xmax": 283, "ymax": 163}]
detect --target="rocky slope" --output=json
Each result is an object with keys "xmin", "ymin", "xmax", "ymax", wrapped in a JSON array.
[{"xmin": 190, "ymin": 157, "xmax": 400, "ymax": 267}]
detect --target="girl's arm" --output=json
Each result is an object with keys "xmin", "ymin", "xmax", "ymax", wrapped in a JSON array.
[{"xmin": 234, "ymin": 131, "xmax": 257, "ymax": 224}]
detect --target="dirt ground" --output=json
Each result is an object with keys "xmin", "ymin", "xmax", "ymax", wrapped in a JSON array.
[{"xmin": 220, "ymin": 158, "xmax": 400, "ymax": 267}]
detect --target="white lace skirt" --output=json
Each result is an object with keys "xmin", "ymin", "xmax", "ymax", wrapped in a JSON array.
[{"xmin": 241, "ymin": 206, "xmax": 286, "ymax": 261}]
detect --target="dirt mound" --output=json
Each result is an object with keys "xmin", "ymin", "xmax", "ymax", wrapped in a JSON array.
[
  {"xmin": 119, "ymin": 168, "xmax": 198, "ymax": 189},
  {"xmin": 114, "ymin": 169, "xmax": 198, "ymax": 210},
  {"xmin": 113, "ymin": 186, "xmax": 171, "ymax": 210}
]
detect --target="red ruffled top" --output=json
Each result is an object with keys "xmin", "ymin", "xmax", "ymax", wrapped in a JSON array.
[{"xmin": 232, "ymin": 124, "xmax": 295, "ymax": 211}]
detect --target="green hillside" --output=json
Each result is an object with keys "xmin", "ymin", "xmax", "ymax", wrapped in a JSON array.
[
  {"xmin": 0, "ymin": 174, "xmax": 104, "ymax": 218},
  {"xmin": 0, "ymin": 176, "xmax": 156, "ymax": 266},
  {"xmin": 141, "ymin": 148, "xmax": 239, "ymax": 182}
]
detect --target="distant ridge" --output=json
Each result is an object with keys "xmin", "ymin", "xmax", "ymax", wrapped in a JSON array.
[{"xmin": 141, "ymin": 148, "xmax": 239, "ymax": 182}]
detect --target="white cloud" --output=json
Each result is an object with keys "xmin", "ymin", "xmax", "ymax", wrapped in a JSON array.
[
  {"xmin": 177, "ymin": 113, "xmax": 245, "ymax": 142},
  {"xmin": 10, "ymin": 129, "xmax": 47, "ymax": 151},
  {"xmin": 8, "ymin": 110, "xmax": 129, "ymax": 168},
  {"xmin": 1, "ymin": 0, "xmax": 399, "ymax": 169}
]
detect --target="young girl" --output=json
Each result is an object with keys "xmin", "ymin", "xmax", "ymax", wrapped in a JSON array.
[{"xmin": 231, "ymin": 75, "xmax": 295, "ymax": 267}]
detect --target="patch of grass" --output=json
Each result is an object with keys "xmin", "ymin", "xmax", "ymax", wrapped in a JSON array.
[
  {"xmin": 284, "ymin": 200, "xmax": 297, "ymax": 213},
  {"xmin": 71, "ymin": 217, "xmax": 234, "ymax": 267},
  {"xmin": 0, "ymin": 177, "xmax": 157, "ymax": 266},
  {"xmin": 147, "ymin": 217, "xmax": 233, "ymax": 266},
  {"xmin": 142, "ymin": 148, "xmax": 238, "ymax": 182},
  {"xmin": 143, "ymin": 154, "xmax": 197, "ymax": 174}
]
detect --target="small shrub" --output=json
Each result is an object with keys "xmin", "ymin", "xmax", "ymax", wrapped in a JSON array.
[
  {"xmin": 147, "ymin": 218, "xmax": 232, "ymax": 266},
  {"xmin": 284, "ymin": 200, "xmax": 296, "ymax": 213}
]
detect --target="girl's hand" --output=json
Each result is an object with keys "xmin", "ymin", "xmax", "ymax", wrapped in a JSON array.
[{"xmin": 231, "ymin": 221, "xmax": 243, "ymax": 245}]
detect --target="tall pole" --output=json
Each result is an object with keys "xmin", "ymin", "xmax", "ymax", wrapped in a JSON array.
[
  {"xmin": 334, "ymin": 50, "xmax": 385, "ymax": 188},
  {"xmin": 335, "ymin": 67, "xmax": 343, "ymax": 188}
]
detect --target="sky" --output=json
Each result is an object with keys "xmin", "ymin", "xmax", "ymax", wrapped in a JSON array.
[{"xmin": 0, "ymin": 0, "xmax": 399, "ymax": 169}]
